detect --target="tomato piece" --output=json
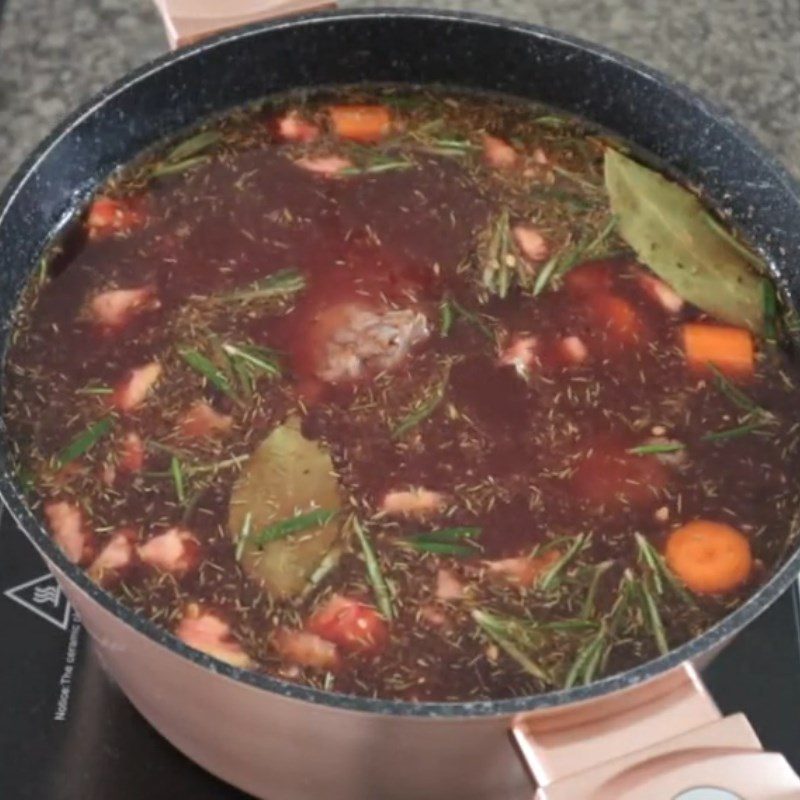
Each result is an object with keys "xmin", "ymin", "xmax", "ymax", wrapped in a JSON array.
[
  {"xmin": 307, "ymin": 594, "xmax": 389, "ymax": 656},
  {"xmin": 586, "ymin": 293, "xmax": 644, "ymax": 343}
]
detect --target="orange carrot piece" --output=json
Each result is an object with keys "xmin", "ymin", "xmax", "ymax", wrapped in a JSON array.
[
  {"xmin": 328, "ymin": 104, "xmax": 391, "ymax": 142},
  {"xmin": 681, "ymin": 323, "xmax": 754, "ymax": 377},
  {"xmin": 665, "ymin": 520, "xmax": 752, "ymax": 595}
]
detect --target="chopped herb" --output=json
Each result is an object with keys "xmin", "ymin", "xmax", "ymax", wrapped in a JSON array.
[
  {"xmin": 56, "ymin": 417, "xmax": 114, "ymax": 467},
  {"xmin": 701, "ymin": 422, "xmax": 765, "ymax": 442},
  {"xmin": 627, "ymin": 441, "xmax": 685, "ymax": 455},
  {"xmin": 404, "ymin": 526, "xmax": 482, "ymax": 556},
  {"xmin": 254, "ymin": 508, "xmax": 338, "ymax": 546},
  {"xmin": 76, "ymin": 385, "xmax": 113, "ymax": 395},
  {"xmin": 340, "ymin": 160, "xmax": 414, "ymax": 175},
  {"xmin": 170, "ymin": 456, "xmax": 186, "ymax": 504},
  {"xmin": 352, "ymin": 517, "xmax": 394, "ymax": 620},
  {"xmin": 235, "ymin": 512, "xmax": 253, "ymax": 561},
  {"xmin": 405, "ymin": 541, "xmax": 475, "ymax": 556},
  {"xmin": 439, "ymin": 300, "xmax": 454, "ymax": 337}
]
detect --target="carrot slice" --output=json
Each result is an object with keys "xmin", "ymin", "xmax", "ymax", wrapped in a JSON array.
[
  {"xmin": 665, "ymin": 520, "xmax": 752, "ymax": 595},
  {"xmin": 681, "ymin": 323, "xmax": 754, "ymax": 377},
  {"xmin": 328, "ymin": 105, "xmax": 391, "ymax": 142}
]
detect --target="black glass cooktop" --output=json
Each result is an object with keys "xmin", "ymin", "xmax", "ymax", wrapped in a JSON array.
[{"xmin": 1, "ymin": 506, "xmax": 799, "ymax": 800}]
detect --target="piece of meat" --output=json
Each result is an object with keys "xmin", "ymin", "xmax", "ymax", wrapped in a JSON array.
[
  {"xmin": 138, "ymin": 527, "xmax": 199, "ymax": 574},
  {"xmin": 276, "ymin": 110, "xmax": 320, "ymax": 143},
  {"xmin": 513, "ymin": 224, "xmax": 550, "ymax": 262},
  {"xmin": 482, "ymin": 134, "xmax": 518, "ymax": 169},
  {"xmin": 499, "ymin": 335, "xmax": 538, "ymax": 376},
  {"xmin": 310, "ymin": 302, "xmax": 429, "ymax": 383},
  {"xmin": 87, "ymin": 286, "xmax": 160, "ymax": 332},
  {"xmin": 176, "ymin": 606, "xmax": 252, "ymax": 669},
  {"xmin": 273, "ymin": 628, "xmax": 341, "ymax": 671},
  {"xmin": 307, "ymin": 594, "xmax": 389, "ymax": 656},
  {"xmin": 485, "ymin": 550, "xmax": 560, "ymax": 588},
  {"xmin": 381, "ymin": 488, "xmax": 446, "ymax": 518},
  {"xmin": 557, "ymin": 336, "xmax": 589, "ymax": 365},
  {"xmin": 87, "ymin": 529, "xmax": 135, "ymax": 584},
  {"xmin": 111, "ymin": 362, "xmax": 162, "ymax": 412},
  {"xmin": 118, "ymin": 431, "xmax": 145, "ymax": 473},
  {"xmin": 638, "ymin": 273, "xmax": 684, "ymax": 314},
  {"xmin": 294, "ymin": 155, "xmax": 353, "ymax": 177},
  {"xmin": 44, "ymin": 500, "xmax": 92, "ymax": 564},
  {"xmin": 436, "ymin": 569, "xmax": 465, "ymax": 600},
  {"xmin": 177, "ymin": 401, "xmax": 233, "ymax": 438}
]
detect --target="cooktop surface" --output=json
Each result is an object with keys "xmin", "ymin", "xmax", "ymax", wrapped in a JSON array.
[{"xmin": 2, "ymin": 506, "xmax": 799, "ymax": 800}]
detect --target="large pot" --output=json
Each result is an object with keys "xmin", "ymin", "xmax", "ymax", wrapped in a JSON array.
[{"xmin": 2, "ymin": 6, "xmax": 800, "ymax": 799}]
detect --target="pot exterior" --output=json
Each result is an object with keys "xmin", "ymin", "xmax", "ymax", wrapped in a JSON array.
[{"xmin": 54, "ymin": 566, "xmax": 529, "ymax": 800}]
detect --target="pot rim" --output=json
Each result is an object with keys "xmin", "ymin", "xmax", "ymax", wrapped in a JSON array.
[{"xmin": 2, "ymin": 6, "xmax": 800, "ymax": 720}]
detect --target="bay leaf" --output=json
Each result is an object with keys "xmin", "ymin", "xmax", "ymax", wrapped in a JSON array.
[
  {"xmin": 604, "ymin": 148, "xmax": 764, "ymax": 333},
  {"xmin": 228, "ymin": 417, "xmax": 341, "ymax": 598}
]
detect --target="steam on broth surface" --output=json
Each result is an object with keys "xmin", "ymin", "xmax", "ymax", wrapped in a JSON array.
[{"xmin": 5, "ymin": 87, "xmax": 800, "ymax": 701}]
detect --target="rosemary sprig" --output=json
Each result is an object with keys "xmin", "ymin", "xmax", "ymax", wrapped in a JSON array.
[
  {"xmin": 170, "ymin": 456, "xmax": 186, "ymax": 504},
  {"xmin": 222, "ymin": 343, "xmax": 282, "ymax": 378},
  {"xmin": 538, "ymin": 533, "xmax": 588, "ymax": 593},
  {"xmin": 404, "ymin": 526, "xmax": 482, "ymax": 556},
  {"xmin": 253, "ymin": 508, "xmax": 338, "ymax": 546},
  {"xmin": 533, "ymin": 215, "xmax": 617, "ymax": 296},
  {"xmin": 180, "ymin": 347, "xmax": 238, "ymax": 400},
  {"xmin": 627, "ymin": 441, "xmax": 685, "ymax": 456},
  {"xmin": 150, "ymin": 156, "xmax": 209, "ymax": 178},
  {"xmin": 701, "ymin": 421, "xmax": 765, "ymax": 442},
  {"xmin": 634, "ymin": 533, "xmax": 696, "ymax": 607},
  {"xmin": 472, "ymin": 610, "xmax": 553, "ymax": 684},
  {"xmin": 221, "ymin": 268, "xmax": 306, "ymax": 303},
  {"xmin": 56, "ymin": 417, "xmax": 114, "ymax": 467},
  {"xmin": 392, "ymin": 364, "xmax": 451, "ymax": 438},
  {"xmin": 165, "ymin": 130, "xmax": 222, "ymax": 162},
  {"xmin": 352, "ymin": 517, "xmax": 394, "ymax": 620},
  {"xmin": 580, "ymin": 560, "xmax": 614, "ymax": 619},
  {"xmin": 708, "ymin": 363, "xmax": 760, "ymax": 413},
  {"xmin": 481, "ymin": 209, "xmax": 514, "ymax": 297}
]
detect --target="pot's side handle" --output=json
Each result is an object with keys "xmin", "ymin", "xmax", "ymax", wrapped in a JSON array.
[
  {"xmin": 152, "ymin": 0, "xmax": 336, "ymax": 49},
  {"xmin": 513, "ymin": 663, "xmax": 800, "ymax": 799}
]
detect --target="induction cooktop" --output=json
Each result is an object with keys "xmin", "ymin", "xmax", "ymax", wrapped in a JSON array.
[{"xmin": 2, "ymin": 505, "xmax": 799, "ymax": 800}]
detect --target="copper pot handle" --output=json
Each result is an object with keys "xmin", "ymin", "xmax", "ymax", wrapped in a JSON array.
[
  {"xmin": 152, "ymin": 0, "xmax": 335, "ymax": 49},
  {"xmin": 149, "ymin": 5, "xmax": 800, "ymax": 797},
  {"xmin": 513, "ymin": 662, "xmax": 800, "ymax": 798}
]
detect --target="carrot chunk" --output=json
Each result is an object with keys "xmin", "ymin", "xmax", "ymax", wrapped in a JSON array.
[
  {"xmin": 328, "ymin": 105, "xmax": 391, "ymax": 142},
  {"xmin": 665, "ymin": 520, "xmax": 753, "ymax": 595},
  {"xmin": 681, "ymin": 323, "xmax": 754, "ymax": 377}
]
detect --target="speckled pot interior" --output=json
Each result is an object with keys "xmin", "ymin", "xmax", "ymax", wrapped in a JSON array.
[{"xmin": 1, "ymin": 7, "xmax": 800, "ymax": 720}]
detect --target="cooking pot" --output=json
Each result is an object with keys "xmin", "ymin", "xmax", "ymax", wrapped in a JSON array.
[{"xmin": 2, "ymin": 4, "xmax": 800, "ymax": 798}]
